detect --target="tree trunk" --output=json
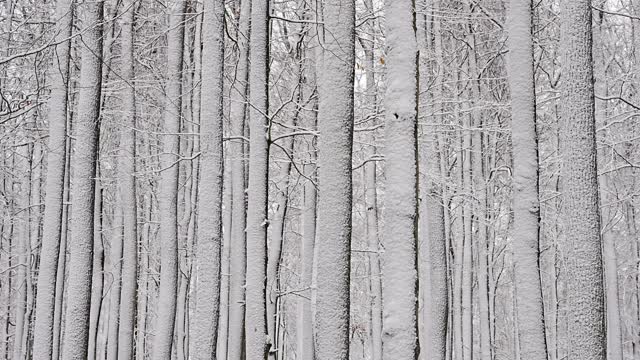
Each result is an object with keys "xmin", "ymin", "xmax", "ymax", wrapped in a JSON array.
[
  {"xmin": 560, "ymin": 1, "xmax": 606, "ymax": 358},
  {"xmin": 192, "ymin": 0, "xmax": 225, "ymax": 358},
  {"xmin": 61, "ymin": 0, "xmax": 105, "ymax": 358},
  {"xmin": 507, "ymin": 0, "xmax": 549, "ymax": 359},
  {"xmin": 107, "ymin": 203, "xmax": 123, "ymax": 360},
  {"xmin": 245, "ymin": 0, "xmax": 270, "ymax": 356},
  {"xmin": 152, "ymin": 1, "xmax": 187, "ymax": 358},
  {"xmin": 31, "ymin": 0, "xmax": 74, "ymax": 357},
  {"xmin": 227, "ymin": 0, "xmax": 251, "ymax": 357},
  {"xmin": 313, "ymin": 0, "xmax": 355, "ymax": 359},
  {"xmin": 88, "ymin": 173, "xmax": 105, "ymax": 360},
  {"xmin": 117, "ymin": 1, "xmax": 139, "ymax": 358}
]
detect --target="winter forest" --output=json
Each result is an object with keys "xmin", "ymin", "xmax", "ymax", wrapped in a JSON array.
[{"xmin": 1, "ymin": 0, "xmax": 639, "ymax": 359}]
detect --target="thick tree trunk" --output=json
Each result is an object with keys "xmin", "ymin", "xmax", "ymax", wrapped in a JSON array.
[
  {"xmin": 61, "ymin": 1, "xmax": 105, "ymax": 358},
  {"xmin": 381, "ymin": 1, "xmax": 419, "ymax": 359},
  {"xmin": 313, "ymin": 0, "xmax": 355, "ymax": 359},
  {"xmin": 507, "ymin": 0, "xmax": 549, "ymax": 359},
  {"xmin": 152, "ymin": 1, "xmax": 187, "ymax": 358},
  {"xmin": 245, "ymin": 0, "xmax": 270, "ymax": 357},
  {"xmin": 192, "ymin": 0, "xmax": 225, "ymax": 358},
  {"xmin": 560, "ymin": 1, "xmax": 606, "ymax": 359},
  {"xmin": 31, "ymin": 0, "xmax": 74, "ymax": 357}
]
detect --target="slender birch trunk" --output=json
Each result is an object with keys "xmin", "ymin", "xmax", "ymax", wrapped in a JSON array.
[
  {"xmin": 560, "ymin": 1, "xmax": 606, "ymax": 358},
  {"xmin": 192, "ymin": 0, "xmax": 225, "ymax": 358},
  {"xmin": 32, "ymin": 0, "xmax": 74, "ymax": 357},
  {"xmin": 313, "ymin": 0, "xmax": 355, "ymax": 358},
  {"xmin": 61, "ymin": 1, "xmax": 105, "ymax": 358},
  {"xmin": 153, "ymin": 1, "xmax": 187, "ymax": 358},
  {"xmin": 506, "ymin": 0, "xmax": 549, "ymax": 358}
]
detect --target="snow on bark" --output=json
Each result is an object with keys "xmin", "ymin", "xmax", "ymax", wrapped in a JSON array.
[
  {"xmin": 31, "ymin": 0, "xmax": 74, "ymax": 358},
  {"xmin": 117, "ymin": 1, "xmax": 139, "ymax": 358},
  {"xmin": 313, "ymin": 0, "xmax": 356, "ymax": 359},
  {"xmin": 61, "ymin": 1, "xmax": 105, "ymax": 358},
  {"xmin": 192, "ymin": 0, "xmax": 225, "ymax": 358},
  {"xmin": 152, "ymin": 1, "xmax": 187, "ymax": 358},
  {"xmin": 381, "ymin": 0, "xmax": 419, "ymax": 359},
  {"xmin": 245, "ymin": 0, "xmax": 270, "ymax": 357},
  {"xmin": 506, "ymin": 1, "xmax": 549, "ymax": 359},
  {"xmin": 107, "ymin": 203, "xmax": 123, "ymax": 360},
  {"xmin": 226, "ymin": 0, "xmax": 251, "ymax": 357},
  {"xmin": 560, "ymin": 1, "xmax": 606, "ymax": 359}
]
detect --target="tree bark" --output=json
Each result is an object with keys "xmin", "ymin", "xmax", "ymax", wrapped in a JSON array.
[
  {"xmin": 32, "ymin": 0, "xmax": 74, "ymax": 357},
  {"xmin": 560, "ymin": 1, "xmax": 606, "ymax": 359},
  {"xmin": 313, "ymin": 0, "xmax": 356, "ymax": 359},
  {"xmin": 506, "ymin": 0, "xmax": 549, "ymax": 359},
  {"xmin": 152, "ymin": 1, "xmax": 187, "ymax": 358},
  {"xmin": 61, "ymin": 0, "xmax": 105, "ymax": 358},
  {"xmin": 192, "ymin": 0, "xmax": 225, "ymax": 358}
]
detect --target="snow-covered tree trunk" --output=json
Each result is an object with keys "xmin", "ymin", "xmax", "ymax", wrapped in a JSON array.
[
  {"xmin": 107, "ymin": 203, "xmax": 123, "ymax": 360},
  {"xmin": 88, "ymin": 173, "xmax": 105, "ymax": 360},
  {"xmin": 359, "ymin": 28, "xmax": 383, "ymax": 360},
  {"xmin": 61, "ymin": 0, "xmax": 105, "ymax": 358},
  {"xmin": 417, "ymin": 2, "xmax": 448, "ymax": 357},
  {"xmin": 192, "ymin": 0, "xmax": 225, "ymax": 358},
  {"xmin": 152, "ymin": 1, "xmax": 187, "ymax": 358},
  {"xmin": 506, "ymin": 1, "xmax": 549, "ymax": 359},
  {"xmin": 560, "ymin": 1, "xmax": 606, "ymax": 359},
  {"xmin": 117, "ymin": 1, "xmax": 139, "ymax": 357},
  {"xmin": 31, "ymin": 0, "xmax": 74, "ymax": 357},
  {"xmin": 245, "ymin": 0, "xmax": 270, "ymax": 356},
  {"xmin": 227, "ymin": 0, "xmax": 251, "ymax": 357},
  {"xmin": 381, "ymin": 0, "xmax": 419, "ymax": 359},
  {"xmin": 313, "ymin": 0, "xmax": 356, "ymax": 358}
]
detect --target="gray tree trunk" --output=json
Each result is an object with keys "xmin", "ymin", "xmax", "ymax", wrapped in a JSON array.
[
  {"xmin": 192, "ymin": 0, "xmax": 225, "ymax": 358},
  {"xmin": 506, "ymin": 0, "xmax": 549, "ymax": 359},
  {"xmin": 560, "ymin": 1, "xmax": 606, "ymax": 359},
  {"xmin": 152, "ymin": 1, "xmax": 187, "ymax": 358},
  {"xmin": 61, "ymin": 0, "xmax": 105, "ymax": 358},
  {"xmin": 31, "ymin": 0, "xmax": 74, "ymax": 357},
  {"xmin": 313, "ymin": 0, "xmax": 356, "ymax": 359},
  {"xmin": 245, "ymin": 0, "xmax": 270, "ymax": 357}
]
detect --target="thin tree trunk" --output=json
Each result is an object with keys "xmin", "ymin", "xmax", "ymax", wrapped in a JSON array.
[
  {"xmin": 192, "ymin": 0, "xmax": 225, "ymax": 358},
  {"xmin": 117, "ymin": 1, "xmax": 139, "ymax": 357},
  {"xmin": 506, "ymin": 0, "xmax": 549, "ymax": 358},
  {"xmin": 560, "ymin": 1, "xmax": 606, "ymax": 358},
  {"xmin": 88, "ymin": 173, "xmax": 105, "ymax": 360},
  {"xmin": 61, "ymin": 0, "xmax": 105, "ymax": 358},
  {"xmin": 107, "ymin": 202, "xmax": 123, "ymax": 360},
  {"xmin": 227, "ymin": 0, "xmax": 251, "ymax": 357},
  {"xmin": 31, "ymin": 0, "xmax": 73, "ymax": 357},
  {"xmin": 313, "ymin": 0, "xmax": 355, "ymax": 358},
  {"xmin": 245, "ymin": 0, "xmax": 270, "ymax": 356},
  {"xmin": 152, "ymin": 1, "xmax": 187, "ymax": 358}
]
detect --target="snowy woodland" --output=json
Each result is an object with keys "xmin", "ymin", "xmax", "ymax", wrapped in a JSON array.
[{"xmin": 0, "ymin": 0, "xmax": 638, "ymax": 359}]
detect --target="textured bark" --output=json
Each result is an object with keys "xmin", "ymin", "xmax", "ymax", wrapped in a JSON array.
[
  {"xmin": 88, "ymin": 176, "xmax": 105, "ymax": 360},
  {"xmin": 313, "ymin": 0, "xmax": 355, "ymax": 359},
  {"xmin": 382, "ymin": 1, "xmax": 419, "ymax": 359},
  {"xmin": 360, "ymin": 29, "xmax": 383, "ymax": 360},
  {"xmin": 192, "ymin": 0, "xmax": 225, "ymax": 358},
  {"xmin": 227, "ymin": 0, "xmax": 251, "ymax": 357},
  {"xmin": 117, "ymin": 1, "xmax": 139, "ymax": 358},
  {"xmin": 507, "ymin": 0, "xmax": 549, "ymax": 359},
  {"xmin": 245, "ymin": 0, "xmax": 270, "ymax": 357},
  {"xmin": 12, "ymin": 140, "xmax": 28, "ymax": 360},
  {"xmin": 560, "ymin": 1, "xmax": 606, "ymax": 359},
  {"xmin": 61, "ymin": 0, "xmax": 105, "ymax": 358},
  {"xmin": 31, "ymin": 0, "xmax": 74, "ymax": 357},
  {"xmin": 107, "ymin": 204, "xmax": 123, "ymax": 360},
  {"xmin": 152, "ymin": 1, "xmax": 187, "ymax": 358},
  {"xmin": 417, "ymin": 3, "xmax": 448, "ymax": 358}
]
